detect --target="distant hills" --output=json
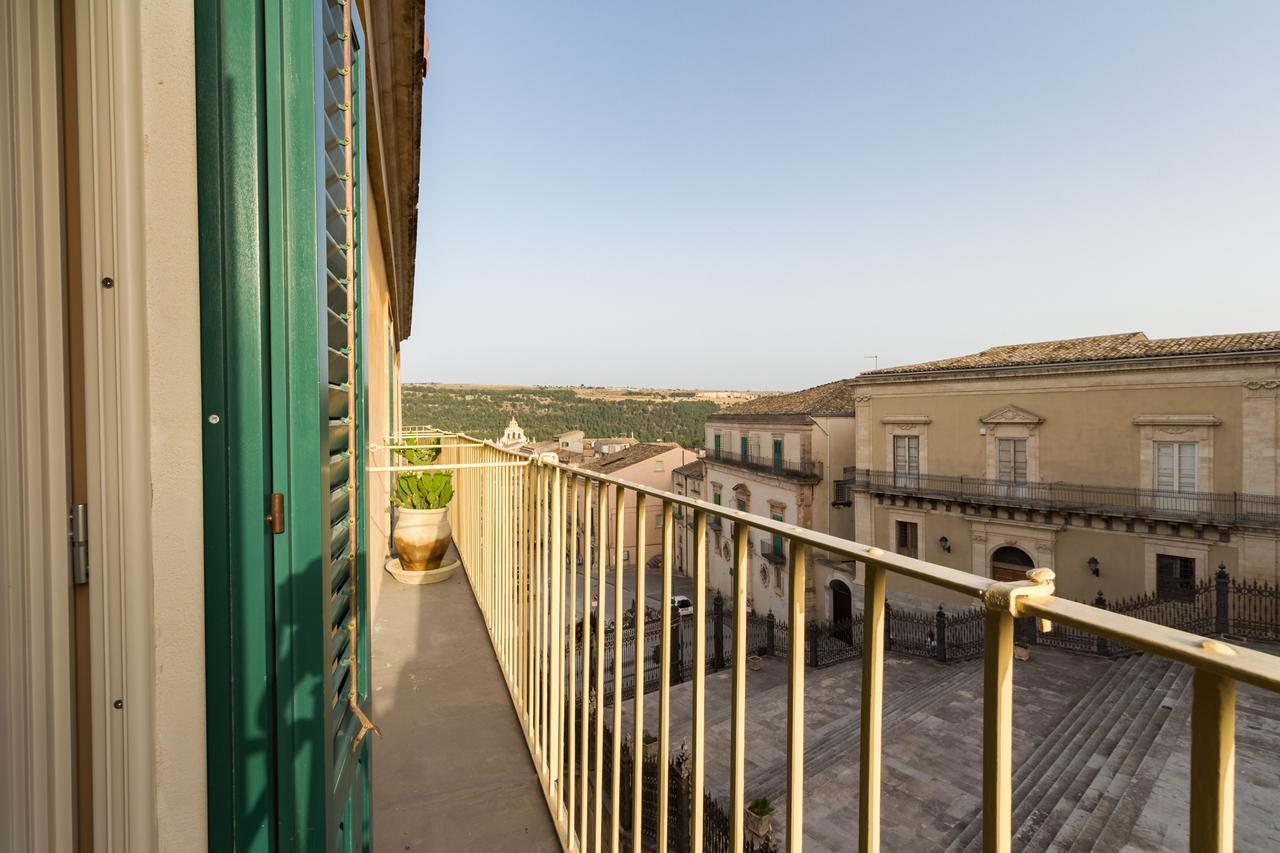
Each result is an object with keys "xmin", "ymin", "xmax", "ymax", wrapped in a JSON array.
[{"xmin": 400, "ymin": 384, "xmax": 766, "ymax": 448}]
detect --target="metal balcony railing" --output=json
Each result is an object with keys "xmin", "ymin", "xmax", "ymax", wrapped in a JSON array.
[
  {"xmin": 759, "ymin": 536, "xmax": 785, "ymax": 565},
  {"xmin": 707, "ymin": 448, "xmax": 823, "ymax": 480},
  {"xmin": 835, "ymin": 467, "xmax": 1280, "ymax": 528},
  {"xmin": 396, "ymin": 427, "xmax": 1280, "ymax": 853}
]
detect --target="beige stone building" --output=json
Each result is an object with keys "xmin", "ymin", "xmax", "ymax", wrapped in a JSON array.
[
  {"xmin": 701, "ymin": 383, "xmax": 858, "ymax": 617},
  {"xmin": 574, "ymin": 442, "xmax": 699, "ymax": 569},
  {"xmin": 838, "ymin": 331, "xmax": 1280, "ymax": 607}
]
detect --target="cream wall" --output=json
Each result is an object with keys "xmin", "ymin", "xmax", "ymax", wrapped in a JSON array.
[
  {"xmin": 852, "ymin": 357, "xmax": 1280, "ymax": 599},
  {"xmin": 702, "ymin": 461, "xmax": 810, "ymax": 613},
  {"xmin": 364, "ymin": 204, "xmax": 398, "ymax": 619},
  {"xmin": 593, "ymin": 447, "xmax": 698, "ymax": 569},
  {"xmin": 142, "ymin": 0, "xmax": 208, "ymax": 845},
  {"xmin": 857, "ymin": 363, "xmax": 1268, "ymax": 492}
]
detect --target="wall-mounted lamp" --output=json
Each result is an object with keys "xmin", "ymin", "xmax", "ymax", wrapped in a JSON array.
[
  {"xmin": 1088, "ymin": 557, "xmax": 1100, "ymax": 577},
  {"xmin": 939, "ymin": 536, "xmax": 951, "ymax": 553}
]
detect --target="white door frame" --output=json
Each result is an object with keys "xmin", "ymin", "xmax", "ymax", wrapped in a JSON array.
[{"xmin": 0, "ymin": 1, "xmax": 75, "ymax": 849}]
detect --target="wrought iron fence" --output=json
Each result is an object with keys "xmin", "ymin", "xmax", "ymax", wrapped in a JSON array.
[
  {"xmin": 708, "ymin": 448, "xmax": 823, "ymax": 480},
  {"xmin": 835, "ymin": 467, "xmax": 1280, "ymax": 527}
]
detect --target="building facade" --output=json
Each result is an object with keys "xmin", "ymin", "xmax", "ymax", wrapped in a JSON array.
[
  {"xmin": 701, "ymin": 382, "xmax": 858, "ymax": 617},
  {"xmin": 839, "ymin": 332, "xmax": 1280, "ymax": 606},
  {"xmin": 575, "ymin": 443, "xmax": 699, "ymax": 570},
  {"xmin": 672, "ymin": 459, "xmax": 705, "ymax": 577}
]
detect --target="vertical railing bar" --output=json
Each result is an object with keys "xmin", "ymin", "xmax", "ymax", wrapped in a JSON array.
[
  {"xmin": 691, "ymin": 510, "xmax": 707, "ymax": 853},
  {"xmin": 524, "ymin": 464, "xmax": 533, "ymax": 726},
  {"xmin": 657, "ymin": 499, "xmax": 674, "ymax": 852},
  {"xmin": 540, "ymin": 464, "xmax": 549, "ymax": 770},
  {"xmin": 611, "ymin": 485, "xmax": 626, "ymax": 853},
  {"xmin": 595, "ymin": 481, "xmax": 608, "ymax": 853},
  {"xmin": 730, "ymin": 522, "xmax": 748, "ymax": 852},
  {"xmin": 550, "ymin": 466, "xmax": 564, "ymax": 811},
  {"xmin": 535, "ymin": 465, "xmax": 543, "ymax": 741},
  {"xmin": 786, "ymin": 538, "xmax": 806, "ymax": 852},
  {"xmin": 579, "ymin": 479, "xmax": 593, "ymax": 848},
  {"xmin": 568, "ymin": 475, "xmax": 580, "ymax": 841},
  {"xmin": 1189, "ymin": 667, "xmax": 1236, "ymax": 852},
  {"xmin": 520, "ymin": 464, "xmax": 528, "ymax": 720},
  {"xmin": 632, "ymin": 495, "xmax": 648, "ymax": 853},
  {"xmin": 525, "ymin": 463, "xmax": 533, "ymax": 720},
  {"xmin": 537, "ymin": 461, "xmax": 547, "ymax": 747},
  {"xmin": 859, "ymin": 562, "xmax": 886, "ymax": 853},
  {"xmin": 981, "ymin": 609, "xmax": 1014, "ymax": 853}
]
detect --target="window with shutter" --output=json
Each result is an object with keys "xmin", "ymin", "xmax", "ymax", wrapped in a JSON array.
[
  {"xmin": 1156, "ymin": 554, "xmax": 1196, "ymax": 602},
  {"xmin": 893, "ymin": 435, "xmax": 920, "ymax": 488},
  {"xmin": 1155, "ymin": 442, "xmax": 1197, "ymax": 493},
  {"xmin": 997, "ymin": 438, "xmax": 1027, "ymax": 484},
  {"xmin": 201, "ymin": 2, "xmax": 374, "ymax": 845},
  {"xmin": 895, "ymin": 520, "xmax": 919, "ymax": 558}
]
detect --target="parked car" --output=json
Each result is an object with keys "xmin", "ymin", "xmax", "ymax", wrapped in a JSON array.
[{"xmin": 672, "ymin": 595, "xmax": 694, "ymax": 617}]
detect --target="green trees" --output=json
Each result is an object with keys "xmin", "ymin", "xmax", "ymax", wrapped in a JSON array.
[{"xmin": 400, "ymin": 386, "xmax": 720, "ymax": 448}]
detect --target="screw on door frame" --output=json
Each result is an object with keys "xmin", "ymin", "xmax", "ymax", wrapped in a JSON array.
[
  {"xmin": 102, "ymin": 277, "xmax": 114, "ymax": 289},
  {"xmin": 113, "ymin": 699, "xmax": 123, "ymax": 710}
]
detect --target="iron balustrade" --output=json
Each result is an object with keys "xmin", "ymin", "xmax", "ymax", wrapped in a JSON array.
[
  {"xmin": 759, "ymin": 536, "xmax": 785, "ymax": 565},
  {"xmin": 707, "ymin": 448, "xmax": 823, "ymax": 480},
  {"xmin": 836, "ymin": 466, "xmax": 1280, "ymax": 528},
  {"xmin": 404, "ymin": 429, "xmax": 1280, "ymax": 853}
]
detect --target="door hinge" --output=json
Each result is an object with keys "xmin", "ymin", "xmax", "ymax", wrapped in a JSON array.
[
  {"xmin": 69, "ymin": 503, "xmax": 89, "ymax": 585},
  {"xmin": 266, "ymin": 492, "xmax": 286, "ymax": 535}
]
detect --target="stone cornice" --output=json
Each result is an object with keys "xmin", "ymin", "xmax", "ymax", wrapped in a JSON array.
[{"xmin": 1131, "ymin": 414, "xmax": 1221, "ymax": 427}]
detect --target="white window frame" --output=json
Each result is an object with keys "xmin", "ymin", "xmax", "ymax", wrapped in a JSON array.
[
  {"xmin": 1154, "ymin": 441, "xmax": 1197, "ymax": 493},
  {"xmin": 893, "ymin": 434, "xmax": 920, "ymax": 488}
]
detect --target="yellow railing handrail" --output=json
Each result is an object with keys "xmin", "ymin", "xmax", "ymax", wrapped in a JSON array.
[{"xmin": 413, "ymin": 425, "xmax": 1266, "ymax": 852}]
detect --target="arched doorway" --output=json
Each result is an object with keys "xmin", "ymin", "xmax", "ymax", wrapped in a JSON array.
[
  {"xmin": 831, "ymin": 580, "xmax": 853, "ymax": 645},
  {"xmin": 991, "ymin": 545, "xmax": 1035, "ymax": 582}
]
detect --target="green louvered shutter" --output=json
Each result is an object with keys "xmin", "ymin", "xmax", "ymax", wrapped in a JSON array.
[{"xmin": 318, "ymin": 1, "xmax": 373, "ymax": 849}]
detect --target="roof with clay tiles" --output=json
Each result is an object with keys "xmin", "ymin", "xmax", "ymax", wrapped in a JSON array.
[{"xmin": 863, "ymin": 330, "xmax": 1280, "ymax": 376}]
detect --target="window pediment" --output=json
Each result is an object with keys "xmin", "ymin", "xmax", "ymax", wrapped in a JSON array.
[
  {"xmin": 1131, "ymin": 414, "xmax": 1221, "ymax": 427},
  {"xmin": 980, "ymin": 404, "xmax": 1044, "ymax": 426}
]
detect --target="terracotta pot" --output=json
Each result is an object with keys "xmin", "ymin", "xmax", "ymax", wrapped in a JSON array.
[{"xmin": 394, "ymin": 506, "xmax": 452, "ymax": 571}]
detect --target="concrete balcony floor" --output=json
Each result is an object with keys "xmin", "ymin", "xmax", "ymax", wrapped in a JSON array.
[{"xmin": 372, "ymin": 548, "xmax": 559, "ymax": 851}]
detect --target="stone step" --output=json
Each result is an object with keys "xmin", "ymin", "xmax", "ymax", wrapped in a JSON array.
[
  {"xmin": 1071, "ymin": 665, "xmax": 1194, "ymax": 853},
  {"xmin": 1027, "ymin": 659, "xmax": 1185, "ymax": 852},
  {"xmin": 941, "ymin": 654, "xmax": 1144, "ymax": 853},
  {"xmin": 1011, "ymin": 656, "xmax": 1176, "ymax": 852},
  {"xmin": 752, "ymin": 660, "xmax": 982, "ymax": 803}
]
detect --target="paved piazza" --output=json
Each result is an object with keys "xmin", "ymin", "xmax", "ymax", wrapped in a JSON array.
[{"xmin": 621, "ymin": 645, "xmax": 1280, "ymax": 851}]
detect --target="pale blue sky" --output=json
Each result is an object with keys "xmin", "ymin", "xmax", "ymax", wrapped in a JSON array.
[{"xmin": 404, "ymin": 2, "xmax": 1279, "ymax": 390}]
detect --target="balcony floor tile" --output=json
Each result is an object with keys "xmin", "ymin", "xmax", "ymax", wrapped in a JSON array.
[{"xmin": 373, "ymin": 550, "xmax": 559, "ymax": 851}]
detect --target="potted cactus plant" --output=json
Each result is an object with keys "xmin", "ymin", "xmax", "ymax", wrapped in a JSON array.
[
  {"xmin": 745, "ymin": 797, "xmax": 774, "ymax": 841},
  {"xmin": 390, "ymin": 438, "xmax": 456, "ymax": 583}
]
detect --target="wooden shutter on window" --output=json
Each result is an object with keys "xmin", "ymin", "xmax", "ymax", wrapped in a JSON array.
[
  {"xmin": 1156, "ymin": 442, "xmax": 1196, "ymax": 493},
  {"xmin": 1178, "ymin": 443, "xmax": 1197, "ymax": 492},
  {"xmin": 1156, "ymin": 443, "xmax": 1175, "ymax": 491},
  {"xmin": 998, "ymin": 438, "xmax": 1027, "ymax": 483}
]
